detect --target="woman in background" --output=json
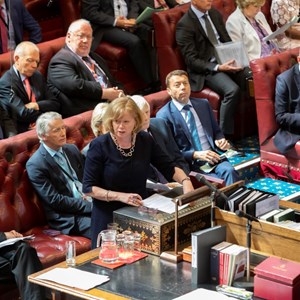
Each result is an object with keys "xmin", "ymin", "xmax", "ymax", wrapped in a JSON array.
[
  {"xmin": 226, "ymin": 0, "xmax": 278, "ymax": 62},
  {"xmin": 83, "ymin": 97, "xmax": 194, "ymax": 247},
  {"xmin": 271, "ymin": 0, "xmax": 300, "ymax": 50},
  {"xmin": 82, "ymin": 103, "xmax": 109, "ymax": 156}
]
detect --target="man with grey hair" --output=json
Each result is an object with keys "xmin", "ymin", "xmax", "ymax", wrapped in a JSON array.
[
  {"xmin": 26, "ymin": 112, "xmax": 92, "ymax": 238},
  {"xmin": 47, "ymin": 18, "xmax": 123, "ymax": 118},
  {"xmin": 131, "ymin": 95, "xmax": 190, "ymax": 184},
  {"xmin": 0, "ymin": 41, "xmax": 60, "ymax": 134}
]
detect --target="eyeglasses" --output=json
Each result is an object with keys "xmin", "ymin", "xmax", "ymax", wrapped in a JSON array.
[{"xmin": 73, "ymin": 34, "xmax": 93, "ymax": 41}]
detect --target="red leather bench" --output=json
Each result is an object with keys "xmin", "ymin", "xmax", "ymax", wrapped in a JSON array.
[
  {"xmin": 250, "ymin": 48, "xmax": 300, "ymax": 183},
  {"xmin": 22, "ymin": 0, "xmax": 147, "ymax": 94},
  {"xmin": 0, "ymin": 111, "xmax": 94, "ymax": 298}
]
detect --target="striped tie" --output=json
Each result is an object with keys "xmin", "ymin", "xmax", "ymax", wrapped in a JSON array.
[{"xmin": 183, "ymin": 104, "xmax": 202, "ymax": 151}]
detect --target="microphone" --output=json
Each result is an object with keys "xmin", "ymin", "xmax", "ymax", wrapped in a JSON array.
[
  {"xmin": 195, "ymin": 174, "xmax": 228, "ymax": 202},
  {"xmin": 47, "ymin": 0, "xmax": 53, "ymax": 7},
  {"xmin": 235, "ymin": 210, "xmax": 259, "ymax": 222}
]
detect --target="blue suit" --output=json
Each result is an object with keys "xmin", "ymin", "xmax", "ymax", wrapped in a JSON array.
[
  {"xmin": 156, "ymin": 98, "xmax": 240, "ymax": 185},
  {"xmin": 1, "ymin": 0, "xmax": 41, "ymax": 53},
  {"xmin": 26, "ymin": 143, "xmax": 92, "ymax": 238},
  {"xmin": 274, "ymin": 64, "xmax": 300, "ymax": 154}
]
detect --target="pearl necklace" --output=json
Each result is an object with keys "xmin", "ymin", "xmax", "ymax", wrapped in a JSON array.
[{"xmin": 111, "ymin": 133, "xmax": 136, "ymax": 157}]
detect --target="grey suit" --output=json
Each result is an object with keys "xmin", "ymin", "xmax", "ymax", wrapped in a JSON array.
[
  {"xmin": 26, "ymin": 143, "xmax": 92, "ymax": 238},
  {"xmin": 274, "ymin": 64, "xmax": 300, "ymax": 154}
]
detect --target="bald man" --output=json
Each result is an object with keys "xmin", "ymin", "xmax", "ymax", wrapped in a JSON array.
[{"xmin": 0, "ymin": 41, "xmax": 60, "ymax": 134}]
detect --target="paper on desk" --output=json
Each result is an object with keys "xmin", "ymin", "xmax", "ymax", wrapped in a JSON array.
[
  {"xmin": 36, "ymin": 268, "xmax": 110, "ymax": 290},
  {"xmin": 143, "ymin": 193, "xmax": 188, "ymax": 214},
  {"xmin": 0, "ymin": 235, "xmax": 35, "ymax": 249},
  {"xmin": 173, "ymin": 288, "xmax": 235, "ymax": 299}
]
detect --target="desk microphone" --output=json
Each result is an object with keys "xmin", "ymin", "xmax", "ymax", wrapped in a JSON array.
[
  {"xmin": 235, "ymin": 210, "xmax": 259, "ymax": 222},
  {"xmin": 195, "ymin": 173, "xmax": 228, "ymax": 202}
]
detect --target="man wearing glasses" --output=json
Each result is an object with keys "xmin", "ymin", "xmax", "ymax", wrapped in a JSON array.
[
  {"xmin": 47, "ymin": 19, "xmax": 123, "ymax": 118},
  {"xmin": 0, "ymin": 41, "xmax": 60, "ymax": 134}
]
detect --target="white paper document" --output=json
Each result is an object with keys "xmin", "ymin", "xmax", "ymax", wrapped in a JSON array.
[
  {"xmin": 173, "ymin": 288, "xmax": 235, "ymax": 299},
  {"xmin": 36, "ymin": 267, "xmax": 110, "ymax": 290},
  {"xmin": 215, "ymin": 41, "xmax": 249, "ymax": 68},
  {"xmin": 0, "ymin": 235, "xmax": 35, "ymax": 249},
  {"xmin": 142, "ymin": 193, "xmax": 188, "ymax": 214},
  {"xmin": 263, "ymin": 15, "xmax": 298, "ymax": 42}
]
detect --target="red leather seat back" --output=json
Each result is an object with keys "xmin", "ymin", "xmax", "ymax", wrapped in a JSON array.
[
  {"xmin": 153, "ymin": 4, "xmax": 189, "ymax": 90},
  {"xmin": 0, "ymin": 111, "xmax": 94, "ymax": 234},
  {"xmin": 250, "ymin": 48, "xmax": 299, "ymax": 146}
]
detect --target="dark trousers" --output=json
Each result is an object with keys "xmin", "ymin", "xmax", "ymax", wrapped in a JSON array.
[
  {"xmin": 0, "ymin": 242, "xmax": 45, "ymax": 300},
  {"xmin": 205, "ymin": 71, "xmax": 240, "ymax": 135},
  {"xmin": 100, "ymin": 27, "xmax": 154, "ymax": 85}
]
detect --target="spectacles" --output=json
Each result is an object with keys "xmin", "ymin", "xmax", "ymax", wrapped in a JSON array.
[{"xmin": 73, "ymin": 34, "xmax": 93, "ymax": 41}]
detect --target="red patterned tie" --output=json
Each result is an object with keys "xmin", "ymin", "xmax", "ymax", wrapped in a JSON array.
[
  {"xmin": 154, "ymin": 0, "xmax": 169, "ymax": 9},
  {"xmin": 0, "ymin": 6, "xmax": 8, "ymax": 53},
  {"xmin": 24, "ymin": 78, "xmax": 36, "ymax": 102}
]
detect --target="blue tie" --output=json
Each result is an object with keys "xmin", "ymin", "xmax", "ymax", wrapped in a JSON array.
[
  {"xmin": 55, "ymin": 151, "xmax": 83, "ymax": 198},
  {"xmin": 183, "ymin": 105, "xmax": 202, "ymax": 151}
]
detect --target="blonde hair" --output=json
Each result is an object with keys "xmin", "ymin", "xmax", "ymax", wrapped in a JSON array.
[
  {"xmin": 236, "ymin": 0, "xmax": 265, "ymax": 9},
  {"xmin": 102, "ymin": 97, "xmax": 144, "ymax": 134},
  {"xmin": 91, "ymin": 103, "xmax": 109, "ymax": 137}
]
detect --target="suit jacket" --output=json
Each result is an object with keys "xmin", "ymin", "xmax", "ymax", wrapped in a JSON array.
[
  {"xmin": 149, "ymin": 117, "xmax": 190, "ymax": 174},
  {"xmin": 0, "ymin": 67, "xmax": 60, "ymax": 133},
  {"xmin": 156, "ymin": 98, "xmax": 224, "ymax": 165},
  {"xmin": 26, "ymin": 143, "xmax": 92, "ymax": 235},
  {"xmin": 274, "ymin": 64, "xmax": 300, "ymax": 154},
  {"xmin": 176, "ymin": 7, "xmax": 232, "ymax": 91},
  {"xmin": 81, "ymin": 0, "xmax": 139, "ymax": 48},
  {"xmin": 47, "ymin": 45, "xmax": 119, "ymax": 118},
  {"xmin": 1, "ymin": 0, "xmax": 41, "ymax": 53},
  {"xmin": 226, "ymin": 8, "xmax": 273, "ymax": 61},
  {"xmin": 0, "ymin": 104, "xmax": 17, "ymax": 138}
]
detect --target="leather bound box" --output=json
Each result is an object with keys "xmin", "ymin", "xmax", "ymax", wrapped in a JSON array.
[
  {"xmin": 254, "ymin": 257, "xmax": 300, "ymax": 300},
  {"xmin": 113, "ymin": 196, "xmax": 211, "ymax": 256}
]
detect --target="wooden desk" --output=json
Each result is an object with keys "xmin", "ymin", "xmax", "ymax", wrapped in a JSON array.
[
  {"xmin": 28, "ymin": 249, "xmax": 129, "ymax": 300},
  {"xmin": 29, "ymin": 248, "xmax": 205, "ymax": 300}
]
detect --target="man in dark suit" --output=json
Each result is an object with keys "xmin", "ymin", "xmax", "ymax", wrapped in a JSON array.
[
  {"xmin": 0, "ymin": 0, "xmax": 41, "ymax": 53},
  {"xmin": 0, "ymin": 105, "xmax": 17, "ymax": 138},
  {"xmin": 26, "ymin": 112, "xmax": 92, "ymax": 238},
  {"xmin": 156, "ymin": 70, "xmax": 240, "ymax": 185},
  {"xmin": 131, "ymin": 94, "xmax": 190, "ymax": 187},
  {"xmin": 274, "ymin": 56, "xmax": 300, "ymax": 154},
  {"xmin": 47, "ymin": 19, "xmax": 123, "ymax": 118},
  {"xmin": 0, "ymin": 230, "xmax": 45, "ymax": 300},
  {"xmin": 81, "ymin": 0, "xmax": 155, "ymax": 88},
  {"xmin": 176, "ymin": 0, "xmax": 245, "ymax": 138},
  {"xmin": 131, "ymin": 95, "xmax": 190, "ymax": 182},
  {"xmin": 0, "ymin": 41, "xmax": 60, "ymax": 134}
]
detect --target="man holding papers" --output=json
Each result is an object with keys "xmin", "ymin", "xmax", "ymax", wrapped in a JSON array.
[
  {"xmin": 0, "ymin": 230, "xmax": 45, "ymax": 300},
  {"xmin": 175, "ymin": 0, "xmax": 248, "ymax": 139}
]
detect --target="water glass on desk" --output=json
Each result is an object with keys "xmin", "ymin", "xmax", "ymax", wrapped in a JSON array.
[
  {"xmin": 66, "ymin": 241, "xmax": 76, "ymax": 267},
  {"xmin": 123, "ymin": 230, "xmax": 134, "ymax": 258},
  {"xmin": 133, "ymin": 232, "xmax": 141, "ymax": 252}
]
